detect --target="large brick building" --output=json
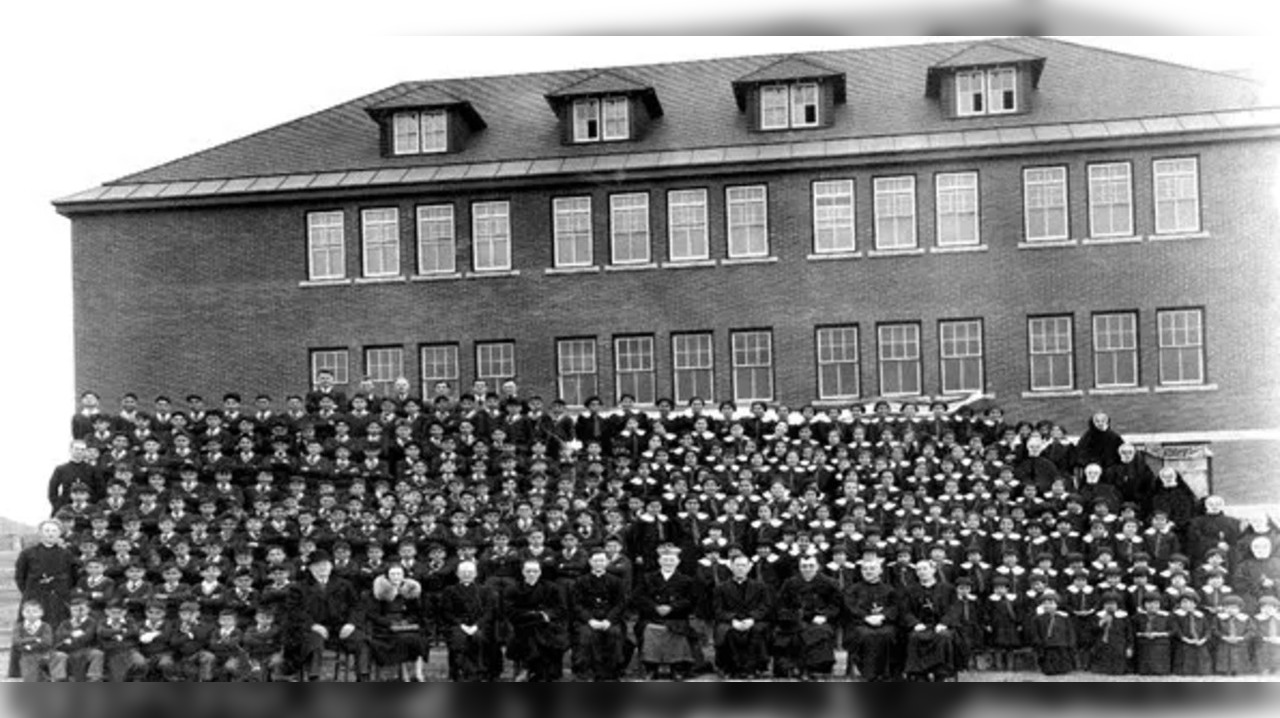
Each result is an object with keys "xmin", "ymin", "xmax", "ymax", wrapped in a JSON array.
[{"xmin": 56, "ymin": 37, "xmax": 1280, "ymax": 503}]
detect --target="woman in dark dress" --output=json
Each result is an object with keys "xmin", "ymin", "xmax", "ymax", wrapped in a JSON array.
[{"xmin": 367, "ymin": 564, "xmax": 429, "ymax": 681}]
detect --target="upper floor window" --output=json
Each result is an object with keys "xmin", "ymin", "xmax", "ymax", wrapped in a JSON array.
[
  {"xmin": 472, "ymin": 201, "xmax": 512, "ymax": 272},
  {"xmin": 416, "ymin": 205, "xmax": 456, "ymax": 275},
  {"xmin": 1093, "ymin": 312, "xmax": 1138, "ymax": 388},
  {"xmin": 760, "ymin": 82, "xmax": 819, "ymax": 130},
  {"xmin": 726, "ymin": 186, "xmax": 769, "ymax": 258},
  {"xmin": 935, "ymin": 172, "xmax": 980, "ymax": 247},
  {"xmin": 1153, "ymin": 158, "xmax": 1201, "ymax": 235},
  {"xmin": 361, "ymin": 208, "xmax": 400, "ymax": 278},
  {"xmin": 573, "ymin": 97, "xmax": 629, "ymax": 143},
  {"xmin": 1028, "ymin": 315, "xmax": 1075, "ymax": 391},
  {"xmin": 610, "ymin": 193, "xmax": 650, "ymax": 265},
  {"xmin": 1088, "ymin": 163, "xmax": 1134, "ymax": 238},
  {"xmin": 553, "ymin": 197, "xmax": 593, "ymax": 268},
  {"xmin": 1158, "ymin": 309, "xmax": 1205, "ymax": 385},
  {"xmin": 668, "ymin": 189, "xmax": 709, "ymax": 262},
  {"xmin": 956, "ymin": 67, "xmax": 1017, "ymax": 117},
  {"xmin": 873, "ymin": 176, "xmax": 917, "ymax": 250},
  {"xmin": 1024, "ymin": 167, "xmax": 1069, "ymax": 242},
  {"xmin": 878, "ymin": 323, "xmax": 922, "ymax": 397},
  {"xmin": 307, "ymin": 211, "xmax": 345, "ymax": 281},
  {"xmin": 812, "ymin": 180, "xmax": 855, "ymax": 254},
  {"xmin": 393, "ymin": 109, "xmax": 448, "ymax": 155}
]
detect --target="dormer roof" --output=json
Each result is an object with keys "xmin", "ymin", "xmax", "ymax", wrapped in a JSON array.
[
  {"xmin": 731, "ymin": 55, "xmax": 848, "ymax": 110},
  {"xmin": 545, "ymin": 70, "xmax": 664, "ymax": 117},
  {"xmin": 365, "ymin": 87, "xmax": 487, "ymax": 130},
  {"xmin": 926, "ymin": 42, "xmax": 1047, "ymax": 97}
]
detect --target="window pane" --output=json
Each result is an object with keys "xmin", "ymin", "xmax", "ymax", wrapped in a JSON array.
[
  {"xmin": 554, "ymin": 197, "xmax": 593, "ymax": 267},
  {"xmin": 760, "ymin": 86, "xmax": 789, "ymax": 129},
  {"xmin": 936, "ymin": 172, "xmax": 979, "ymax": 247},
  {"xmin": 668, "ymin": 190, "xmax": 708, "ymax": 261},
  {"xmin": 472, "ymin": 202, "xmax": 511, "ymax": 271},
  {"xmin": 420, "ymin": 110, "xmax": 448, "ymax": 153},
  {"xmin": 362, "ymin": 208, "xmax": 399, "ymax": 277},
  {"xmin": 307, "ymin": 211, "xmax": 345, "ymax": 280},
  {"xmin": 417, "ymin": 205, "xmax": 455, "ymax": 274},
  {"xmin": 791, "ymin": 83, "xmax": 819, "ymax": 127},
  {"xmin": 987, "ymin": 68, "xmax": 1017, "ymax": 113},
  {"xmin": 726, "ymin": 186, "xmax": 768, "ymax": 258},
  {"xmin": 873, "ymin": 177, "xmax": 916, "ymax": 250},
  {"xmin": 1025, "ymin": 167, "xmax": 1069, "ymax": 241},
  {"xmin": 956, "ymin": 71, "xmax": 985, "ymax": 115},
  {"xmin": 615, "ymin": 336, "xmax": 656, "ymax": 404},
  {"xmin": 610, "ymin": 193, "xmax": 650, "ymax": 265},
  {"xmin": 813, "ymin": 180, "xmax": 855, "ymax": 254},
  {"xmin": 393, "ymin": 112, "xmax": 420, "ymax": 155},
  {"xmin": 816, "ymin": 326, "xmax": 859, "ymax": 399},
  {"xmin": 574, "ymin": 99, "xmax": 600, "ymax": 142},
  {"xmin": 602, "ymin": 97, "xmax": 629, "ymax": 140}
]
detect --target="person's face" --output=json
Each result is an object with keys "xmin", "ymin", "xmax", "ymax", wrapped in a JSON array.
[
  {"xmin": 1092, "ymin": 413, "xmax": 1109, "ymax": 430},
  {"xmin": 589, "ymin": 553, "xmax": 608, "ymax": 574},
  {"xmin": 658, "ymin": 553, "xmax": 680, "ymax": 572},
  {"xmin": 861, "ymin": 560, "xmax": 883, "ymax": 582},
  {"xmin": 310, "ymin": 560, "xmax": 332, "ymax": 581},
  {"xmin": 799, "ymin": 558, "xmax": 819, "ymax": 580},
  {"xmin": 39, "ymin": 522, "xmax": 61, "ymax": 544},
  {"xmin": 522, "ymin": 562, "xmax": 542, "ymax": 584},
  {"xmin": 1118, "ymin": 445, "xmax": 1136, "ymax": 463}
]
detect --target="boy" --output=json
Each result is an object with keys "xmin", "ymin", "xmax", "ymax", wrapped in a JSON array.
[
  {"xmin": 242, "ymin": 606, "xmax": 285, "ymax": 681},
  {"xmin": 207, "ymin": 607, "xmax": 247, "ymax": 681},
  {"xmin": 1028, "ymin": 590, "xmax": 1076, "ymax": 676},
  {"xmin": 168, "ymin": 599, "xmax": 214, "ymax": 681},
  {"xmin": 135, "ymin": 600, "xmax": 175, "ymax": 680},
  {"xmin": 1089, "ymin": 591, "xmax": 1133, "ymax": 675},
  {"xmin": 97, "ymin": 598, "xmax": 144, "ymax": 681},
  {"xmin": 1212, "ymin": 594, "xmax": 1252, "ymax": 676},
  {"xmin": 1134, "ymin": 592, "xmax": 1172, "ymax": 675},
  {"xmin": 13, "ymin": 600, "xmax": 65, "ymax": 681},
  {"xmin": 53, "ymin": 593, "xmax": 104, "ymax": 681},
  {"xmin": 1255, "ymin": 595, "xmax": 1280, "ymax": 674},
  {"xmin": 1170, "ymin": 589, "xmax": 1212, "ymax": 676}
]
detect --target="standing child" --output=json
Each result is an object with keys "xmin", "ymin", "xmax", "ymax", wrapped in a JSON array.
[
  {"xmin": 1028, "ymin": 590, "xmax": 1076, "ymax": 676},
  {"xmin": 1211, "ymin": 594, "xmax": 1252, "ymax": 676},
  {"xmin": 13, "ymin": 600, "xmax": 65, "ymax": 681},
  {"xmin": 1089, "ymin": 591, "xmax": 1133, "ymax": 675},
  {"xmin": 984, "ymin": 576, "xmax": 1023, "ymax": 670},
  {"xmin": 1134, "ymin": 592, "xmax": 1172, "ymax": 676},
  {"xmin": 1255, "ymin": 595, "xmax": 1280, "ymax": 675},
  {"xmin": 1171, "ymin": 589, "xmax": 1213, "ymax": 676}
]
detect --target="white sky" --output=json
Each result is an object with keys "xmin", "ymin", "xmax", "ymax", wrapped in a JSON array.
[{"xmin": 0, "ymin": 7, "xmax": 1276, "ymax": 526}]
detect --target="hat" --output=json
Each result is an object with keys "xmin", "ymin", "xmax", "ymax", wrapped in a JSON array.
[
  {"xmin": 145, "ymin": 600, "xmax": 168, "ymax": 612},
  {"xmin": 1168, "ymin": 553, "xmax": 1190, "ymax": 565},
  {"xmin": 992, "ymin": 575, "xmax": 1011, "ymax": 587},
  {"xmin": 1180, "ymin": 589, "xmax": 1200, "ymax": 603},
  {"xmin": 656, "ymin": 542, "xmax": 682, "ymax": 557},
  {"xmin": 1039, "ymin": 590, "xmax": 1060, "ymax": 603},
  {"xmin": 1099, "ymin": 591, "xmax": 1123, "ymax": 605},
  {"xmin": 218, "ymin": 606, "xmax": 239, "ymax": 616},
  {"xmin": 1222, "ymin": 594, "xmax": 1246, "ymax": 608},
  {"xmin": 308, "ymin": 549, "xmax": 332, "ymax": 565},
  {"xmin": 68, "ymin": 592, "xmax": 89, "ymax": 606},
  {"xmin": 179, "ymin": 600, "xmax": 200, "ymax": 612},
  {"xmin": 1260, "ymin": 596, "xmax": 1280, "ymax": 608}
]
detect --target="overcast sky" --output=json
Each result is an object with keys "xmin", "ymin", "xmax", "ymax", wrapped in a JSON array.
[{"xmin": 0, "ymin": 25, "xmax": 1275, "ymax": 525}]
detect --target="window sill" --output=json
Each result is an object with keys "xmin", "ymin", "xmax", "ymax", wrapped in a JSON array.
[
  {"xmin": 354, "ymin": 275, "xmax": 408, "ymax": 285},
  {"xmin": 812, "ymin": 398, "xmax": 861, "ymax": 408},
  {"xmin": 1017, "ymin": 239, "xmax": 1079, "ymax": 250},
  {"xmin": 807, "ymin": 251, "xmax": 863, "ymax": 262},
  {"xmin": 660, "ymin": 259, "xmax": 717, "ymax": 270},
  {"xmin": 930, "ymin": 244, "xmax": 988, "ymax": 254},
  {"xmin": 1153, "ymin": 383, "xmax": 1219, "ymax": 394},
  {"xmin": 409, "ymin": 273, "xmax": 463, "ymax": 283},
  {"xmin": 604, "ymin": 263, "xmax": 659, "ymax": 273},
  {"xmin": 867, "ymin": 248, "xmax": 926, "ymax": 258},
  {"xmin": 1149, "ymin": 231, "xmax": 1211, "ymax": 242},
  {"xmin": 721, "ymin": 256, "xmax": 778, "ymax": 266},
  {"xmin": 1088, "ymin": 386, "xmax": 1151, "ymax": 396},
  {"xmin": 298, "ymin": 278, "xmax": 353, "ymax": 288},
  {"xmin": 1021, "ymin": 389, "xmax": 1085, "ymax": 399},
  {"xmin": 545, "ymin": 266, "xmax": 602, "ymax": 276},
  {"xmin": 464, "ymin": 270, "xmax": 521, "ymax": 279},
  {"xmin": 1082, "ymin": 235, "xmax": 1144, "ymax": 246}
]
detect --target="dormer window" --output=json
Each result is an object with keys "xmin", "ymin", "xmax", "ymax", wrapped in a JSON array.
[
  {"xmin": 393, "ymin": 109, "xmax": 448, "ymax": 155},
  {"xmin": 760, "ymin": 82, "xmax": 819, "ymax": 130},
  {"xmin": 955, "ymin": 67, "xmax": 1017, "ymax": 117},
  {"xmin": 573, "ymin": 97, "xmax": 630, "ymax": 143}
]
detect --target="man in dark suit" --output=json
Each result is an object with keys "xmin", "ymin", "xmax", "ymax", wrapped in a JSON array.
[
  {"xmin": 305, "ymin": 370, "xmax": 348, "ymax": 414},
  {"xmin": 48, "ymin": 440, "xmax": 99, "ymax": 510},
  {"xmin": 283, "ymin": 550, "xmax": 369, "ymax": 681},
  {"xmin": 712, "ymin": 551, "xmax": 773, "ymax": 678}
]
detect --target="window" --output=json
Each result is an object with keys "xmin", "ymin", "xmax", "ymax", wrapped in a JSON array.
[
  {"xmin": 816, "ymin": 326, "xmax": 860, "ymax": 400},
  {"xmin": 726, "ymin": 186, "xmax": 769, "ymax": 258},
  {"xmin": 557, "ymin": 339, "xmax": 599, "ymax": 407},
  {"xmin": 873, "ymin": 177, "xmax": 917, "ymax": 250},
  {"xmin": 1028, "ymin": 316, "xmax": 1075, "ymax": 391},
  {"xmin": 475, "ymin": 341, "xmax": 516, "ymax": 383},
  {"xmin": 760, "ymin": 82, "xmax": 819, "ymax": 130},
  {"xmin": 310, "ymin": 349, "xmax": 350, "ymax": 385},
  {"xmin": 364, "ymin": 347, "xmax": 405, "ymax": 397},
  {"xmin": 956, "ymin": 68, "xmax": 1017, "ymax": 116},
  {"xmin": 614, "ymin": 335, "xmax": 656, "ymax": 404},
  {"xmin": 361, "ymin": 208, "xmax": 400, "ymax": 278},
  {"xmin": 393, "ymin": 110, "xmax": 447, "ymax": 155},
  {"xmin": 610, "ymin": 193, "xmax": 650, "ymax": 265},
  {"xmin": 812, "ymin": 180, "xmax": 855, "ymax": 254},
  {"xmin": 1024, "ymin": 167, "xmax": 1069, "ymax": 242},
  {"xmin": 1093, "ymin": 313, "xmax": 1138, "ymax": 388},
  {"xmin": 672, "ymin": 333, "xmax": 714, "ymax": 403},
  {"xmin": 552, "ymin": 197, "xmax": 593, "ymax": 268},
  {"xmin": 1158, "ymin": 309, "xmax": 1205, "ymax": 385},
  {"xmin": 939, "ymin": 320, "xmax": 984, "ymax": 394},
  {"xmin": 667, "ymin": 189, "xmax": 709, "ymax": 262},
  {"xmin": 1088, "ymin": 163, "xmax": 1134, "ymax": 238},
  {"xmin": 307, "ymin": 211, "xmax": 345, "ymax": 280},
  {"xmin": 420, "ymin": 344, "xmax": 459, "ymax": 395},
  {"xmin": 573, "ymin": 97, "xmax": 629, "ymax": 142},
  {"xmin": 878, "ymin": 324, "xmax": 922, "ymax": 396},
  {"xmin": 472, "ymin": 201, "xmax": 511, "ymax": 272},
  {"xmin": 1153, "ymin": 158, "xmax": 1201, "ymax": 235},
  {"xmin": 731, "ymin": 330, "xmax": 774, "ymax": 402},
  {"xmin": 935, "ymin": 172, "xmax": 980, "ymax": 247},
  {"xmin": 416, "ymin": 205, "xmax": 456, "ymax": 275}
]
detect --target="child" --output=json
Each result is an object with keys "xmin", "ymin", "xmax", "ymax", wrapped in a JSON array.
[
  {"xmin": 207, "ymin": 607, "xmax": 247, "ymax": 681},
  {"xmin": 1171, "ymin": 589, "xmax": 1212, "ymax": 676},
  {"xmin": 1028, "ymin": 590, "xmax": 1076, "ymax": 676},
  {"xmin": 1089, "ymin": 591, "xmax": 1133, "ymax": 675},
  {"xmin": 97, "ymin": 599, "xmax": 144, "ymax": 682},
  {"xmin": 53, "ymin": 593, "xmax": 104, "ymax": 681},
  {"xmin": 952, "ymin": 576, "xmax": 983, "ymax": 671},
  {"xmin": 135, "ymin": 600, "xmax": 175, "ymax": 680},
  {"xmin": 1255, "ymin": 595, "xmax": 1280, "ymax": 674},
  {"xmin": 985, "ymin": 575, "xmax": 1023, "ymax": 670},
  {"xmin": 242, "ymin": 606, "xmax": 285, "ymax": 681},
  {"xmin": 13, "ymin": 600, "xmax": 65, "ymax": 681},
  {"xmin": 1212, "ymin": 594, "xmax": 1252, "ymax": 676},
  {"xmin": 1061, "ymin": 570, "xmax": 1095, "ymax": 669},
  {"xmin": 1134, "ymin": 592, "xmax": 1172, "ymax": 676}
]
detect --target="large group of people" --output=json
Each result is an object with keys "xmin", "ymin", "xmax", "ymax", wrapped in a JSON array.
[{"xmin": 12, "ymin": 372, "xmax": 1280, "ymax": 681}]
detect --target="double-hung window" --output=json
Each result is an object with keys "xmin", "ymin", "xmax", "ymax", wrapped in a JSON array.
[
  {"xmin": 956, "ymin": 68, "xmax": 1017, "ymax": 116},
  {"xmin": 557, "ymin": 339, "xmax": 599, "ymax": 407},
  {"xmin": 672, "ymin": 333, "xmax": 714, "ymax": 403},
  {"xmin": 1024, "ymin": 167, "xmax": 1069, "ymax": 242},
  {"xmin": 614, "ymin": 336, "xmax": 656, "ymax": 405},
  {"xmin": 393, "ymin": 110, "xmax": 447, "ymax": 155},
  {"xmin": 812, "ymin": 180, "xmax": 855, "ymax": 254},
  {"xmin": 476, "ymin": 342, "xmax": 516, "ymax": 383},
  {"xmin": 726, "ymin": 186, "xmax": 768, "ymax": 258},
  {"xmin": 1093, "ymin": 312, "xmax": 1138, "ymax": 388},
  {"xmin": 1088, "ymin": 163, "xmax": 1134, "ymax": 238},
  {"xmin": 420, "ymin": 344, "xmax": 460, "ymax": 396},
  {"xmin": 361, "ymin": 208, "xmax": 400, "ymax": 278},
  {"xmin": 1153, "ymin": 158, "xmax": 1201, "ymax": 235},
  {"xmin": 416, "ymin": 205, "xmax": 456, "ymax": 275},
  {"xmin": 878, "ymin": 323, "xmax": 922, "ymax": 396},
  {"xmin": 610, "ymin": 193, "xmax": 650, "ymax": 265},
  {"xmin": 472, "ymin": 202, "xmax": 511, "ymax": 272},
  {"xmin": 731, "ymin": 330, "xmax": 774, "ymax": 402},
  {"xmin": 935, "ymin": 172, "xmax": 980, "ymax": 247},
  {"xmin": 939, "ymin": 320, "xmax": 984, "ymax": 393},
  {"xmin": 307, "ymin": 211, "xmax": 345, "ymax": 280},
  {"xmin": 760, "ymin": 82, "xmax": 819, "ymax": 129},
  {"xmin": 1028, "ymin": 316, "xmax": 1075, "ymax": 391},
  {"xmin": 573, "ymin": 97, "xmax": 629, "ymax": 142},
  {"xmin": 873, "ymin": 177, "xmax": 917, "ymax": 250},
  {"xmin": 668, "ymin": 190, "xmax": 709, "ymax": 262},
  {"xmin": 553, "ymin": 197, "xmax": 593, "ymax": 268},
  {"xmin": 1158, "ymin": 309, "xmax": 1205, "ymax": 385},
  {"xmin": 816, "ymin": 326, "xmax": 860, "ymax": 400}
]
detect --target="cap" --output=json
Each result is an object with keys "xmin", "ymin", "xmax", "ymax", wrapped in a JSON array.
[
  {"xmin": 1260, "ymin": 596, "xmax": 1280, "ymax": 608},
  {"xmin": 308, "ymin": 549, "xmax": 332, "ymax": 565},
  {"xmin": 179, "ymin": 600, "xmax": 200, "ymax": 611},
  {"xmin": 1222, "ymin": 594, "xmax": 1246, "ymax": 607}
]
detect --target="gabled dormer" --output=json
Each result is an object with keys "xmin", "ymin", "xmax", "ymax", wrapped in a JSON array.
[
  {"xmin": 365, "ymin": 86, "xmax": 487, "ymax": 157},
  {"xmin": 926, "ymin": 42, "xmax": 1046, "ymax": 119},
  {"xmin": 731, "ymin": 56, "xmax": 847, "ymax": 132},
  {"xmin": 545, "ymin": 70, "xmax": 663, "ymax": 145}
]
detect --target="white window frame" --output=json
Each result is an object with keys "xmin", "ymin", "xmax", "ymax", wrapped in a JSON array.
[
  {"xmin": 1092, "ymin": 312, "xmax": 1139, "ymax": 389},
  {"xmin": 667, "ymin": 189, "xmax": 709, "ymax": 262},
  {"xmin": 475, "ymin": 342, "xmax": 516, "ymax": 383},
  {"xmin": 816, "ymin": 326, "xmax": 860, "ymax": 400},
  {"xmin": 986, "ymin": 67, "xmax": 1017, "ymax": 115},
  {"xmin": 1153, "ymin": 158, "xmax": 1202, "ymax": 235},
  {"xmin": 1088, "ymin": 163, "xmax": 1134, "ymax": 238},
  {"xmin": 573, "ymin": 98, "xmax": 601, "ymax": 143},
  {"xmin": 557, "ymin": 338, "xmax": 599, "ymax": 407},
  {"xmin": 726, "ymin": 185, "xmax": 769, "ymax": 259},
  {"xmin": 731, "ymin": 330, "xmax": 774, "ymax": 403},
  {"xmin": 877, "ymin": 323, "xmax": 922, "ymax": 397},
  {"xmin": 790, "ymin": 83, "xmax": 820, "ymax": 128},
  {"xmin": 393, "ymin": 110, "xmax": 447, "ymax": 155},
  {"xmin": 364, "ymin": 347, "xmax": 405, "ymax": 397},
  {"xmin": 361, "ymin": 208, "xmax": 400, "ymax": 278},
  {"xmin": 812, "ymin": 180, "xmax": 855, "ymax": 254},
  {"xmin": 393, "ymin": 112, "xmax": 421, "ymax": 156},
  {"xmin": 760, "ymin": 82, "xmax": 819, "ymax": 129},
  {"xmin": 419, "ymin": 110, "xmax": 448, "ymax": 153},
  {"xmin": 416, "ymin": 204, "xmax": 456, "ymax": 275},
  {"xmin": 873, "ymin": 176, "xmax": 917, "ymax": 251},
  {"xmin": 553, "ymin": 197, "xmax": 594, "ymax": 268},
  {"xmin": 420, "ymin": 344, "xmax": 460, "ymax": 396},
  {"xmin": 602, "ymin": 97, "xmax": 630, "ymax": 141},
  {"xmin": 610, "ymin": 193, "xmax": 650, "ymax": 265},
  {"xmin": 472, "ymin": 201, "xmax": 512, "ymax": 272},
  {"xmin": 672, "ymin": 333, "xmax": 714, "ymax": 404},
  {"xmin": 1024, "ymin": 167, "xmax": 1069, "ymax": 242},
  {"xmin": 939, "ymin": 319, "xmax": 984, "ymax": 394},
  {"xmin": 1028, "ymin": 316, "xmax": 1075, "ymax": 391},
  {"xmin": 955, "ymin": 70, "xmax": 986, "ymax": 117},
  {"xmin": 759, "ymin": 85, "xmax": 791, "ymax": 130},
  {"xmin": 1158, "ymin": 309, "xmax": 1205, "ymax": 386},
  {"xmin": 307, "ymin": 211, "xmax": 345, "ymax": 281},
  {"xmin": 935, "ymin": 172, "xmax": 980, "ymax": 247},
  {"xmin": 310, "ymin": 349, "xmax": 350, "ymax": 385},
  {"xmin": 614, "ymin": 335, "xmax": 656, "ymax": 405}
]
